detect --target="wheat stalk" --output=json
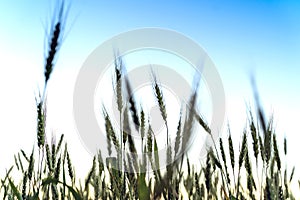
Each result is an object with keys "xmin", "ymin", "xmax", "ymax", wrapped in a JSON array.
[
  {"xmin": 236, "ymin": 130, "xmax": 247, "ymax": 198},
  {"xmin": 227, "ymin": 128, "xmax": 235, "ymax": 186},
  {"xmin": 272, "ymin": 134, "xmax": 281, "ymax": 171},
  {"xmin": 174, "ymin": 115, "xmax": 182, "ymax": 158},
  {"xmin": 151, "ymin": 70, "xmax": 169, "ymax": 145},
  {"xmin": 249, "ymin": 113, "xmax": 259, "ymax": 165},
  {"xmin": 44, "ymin": 0, "xmax": 66, "ymax": 87},
  {"xmin": 125, "ymin": 74, "xmax": 140, "ymax": 131},
  {"xmin": 205, "ymin": 151, "xmax": 211, "ymax": 197}
]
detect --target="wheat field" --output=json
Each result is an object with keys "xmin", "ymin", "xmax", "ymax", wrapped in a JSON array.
[{"xmin": 0, "ymin": 1, "xmax": 299, "ymax": 200}]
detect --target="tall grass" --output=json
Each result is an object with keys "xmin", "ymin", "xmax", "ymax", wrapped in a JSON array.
[{"xmin": 0, "ymin": 1, "xmax": 299, "ymax": 199}]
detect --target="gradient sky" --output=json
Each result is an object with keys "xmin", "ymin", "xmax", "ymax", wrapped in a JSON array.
[{"xmin": 0, "ymin": 0, "xmax": 299, "ymax": 193}]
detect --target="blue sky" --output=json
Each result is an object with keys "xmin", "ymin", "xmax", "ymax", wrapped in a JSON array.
[{"xmin": 0, "ymin": 0, "xmax": 300, "ymax": 192}]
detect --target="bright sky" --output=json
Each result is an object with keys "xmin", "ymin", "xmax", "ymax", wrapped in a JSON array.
[{"xmin": 0, "ymin": 0, "xmax": 299, "ymax": 193}]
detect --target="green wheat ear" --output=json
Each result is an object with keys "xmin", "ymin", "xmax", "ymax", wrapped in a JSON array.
[
  {"xmin": 174, "ymin": 115, "xmax": 182, "ymax": 158},
  {"xmin": 66, "ymin": 151, "xmax": 74, "ymax": 182},
  {"xmin": 238, "ymin": 131, "xmax": 247, "ymax": 170},
  {"xmin": 103, "ymin": 110, "xmax": 120, "ymax": 154},
  {"xmin": 124, "ymin": 73, "xmax": 140, "ymax": 131},
  {"xmin": 44, "ymin": 0, "xmax": 67, "ymax": 86},
  {"xmin": 273, "ymin": 134, "xmax": 281, "ymax": 171},
  {"xmin": 36, "ymin": 99, "xmax": 45, "ymax": 149},
  {"xmin": 114, "ymin": 51, "xmax": 123, "ymax": 112},
  {"xmin": 249, "ymin": 110, "xmax": 259, "ymax": 164},
  {"xmin": 140, "ymin": 109, "xmax": 146, "ymax": 141},
  {"xmin": 151, "ymin": 70, "xmax": 168, "ymax": 133},
  {"xmin": 205, "ymin": 151, "xmax": 211, "ymax": 196}
]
